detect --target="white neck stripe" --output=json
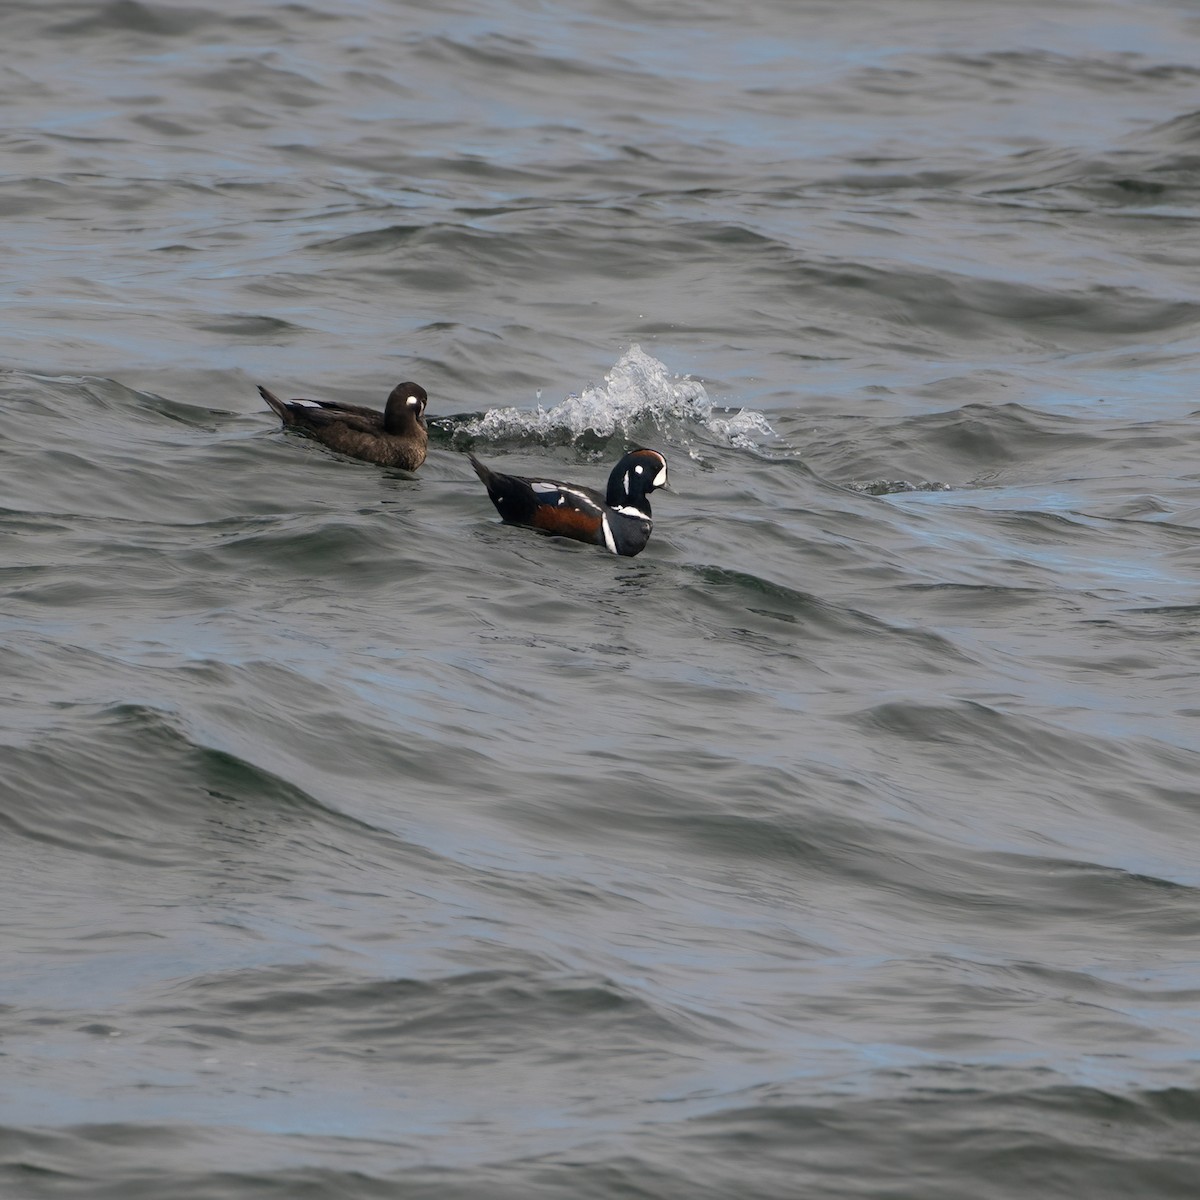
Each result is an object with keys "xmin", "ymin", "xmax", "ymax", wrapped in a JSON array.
[{"xmin": 612, "ymin": 504, "xmax": 650, "ymax": 520}]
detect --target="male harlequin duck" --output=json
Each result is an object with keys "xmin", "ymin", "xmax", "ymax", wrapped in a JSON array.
[
  {"xmin": 257, "ymin": 381, "xmax": 429, "ymax": 470},
  {"xmin": 469, "ymin": 448, "xmax": 668, "ymax": 557}
]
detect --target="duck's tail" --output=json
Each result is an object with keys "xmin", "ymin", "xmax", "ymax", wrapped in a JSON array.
[
  {"xmin": 467, "ymin": 453, "xmax": 492, "ymax": 485},
  {"xmin": 257, "ymin": 385, "xmax": 292, "ymax": 425}
]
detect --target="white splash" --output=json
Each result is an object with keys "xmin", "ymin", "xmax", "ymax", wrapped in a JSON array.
[
  {"xmin": 459, "ymin": 345, "xmax": 775, "ymax": 449},
  {"xmin": 706, "ymin": 407, "xmax": 776, "ymax": 450}
]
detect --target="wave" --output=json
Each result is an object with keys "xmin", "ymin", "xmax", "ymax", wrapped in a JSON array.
[{"xmin": 432, "ymin": 346, "xmax": 776, "ymax": 452}]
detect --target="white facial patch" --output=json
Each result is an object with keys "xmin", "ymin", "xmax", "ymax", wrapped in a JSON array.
[
  {"xmin": 600, "ymin": 513, "xmax": 617, "ymax": 554},
  {"xmin": 652, "ymin": 460, "xmax": 667, "ymax": 488},
  {"xmin": 405, "ymin": 395, "xmax": 420, "ymax": 407},
  {"xmin": 622, "ymin": 471, "xmax": 630, "ymax": 493},
  {"xmin": 635, "ymin": 464, "xmax": 644, "ymax": 474}
]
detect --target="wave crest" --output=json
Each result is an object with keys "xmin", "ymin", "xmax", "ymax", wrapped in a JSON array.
[{"xmin": 443, "ymin": 345, "xmax": 775, "ymax": 450}]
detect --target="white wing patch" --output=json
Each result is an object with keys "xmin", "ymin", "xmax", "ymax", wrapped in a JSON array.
[
  {"xmin": 530, "ymin": 480, "xmax": 603, "ymax": 515},
  {"xmin": 293, "ymin": 399, "xmax": 321, "ymax": 408},
  {"xmin": 558, "ymin": 485, "xmax": 602, "ymax": 514}
]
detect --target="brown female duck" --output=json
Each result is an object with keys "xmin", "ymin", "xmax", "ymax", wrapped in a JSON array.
[{"xmin": 258, "ymin": 381, "xmax": 429, "ymax": 470}]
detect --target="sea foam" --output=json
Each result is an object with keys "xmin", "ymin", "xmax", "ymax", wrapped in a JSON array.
[{"xmin": 453, "ymin": 345, "xmax": 775, "ymax": 450}]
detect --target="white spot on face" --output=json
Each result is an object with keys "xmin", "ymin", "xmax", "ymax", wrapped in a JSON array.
[
  {"xmin": 600, "ymin": 513, "xmax": 617, "ymax": 554},
  {"xmin": 635, "ymin": 464, "xmax": 644, "ymax": 474},
  {"xmin": 405, "ymin": 396, "xmax": 420, "ymax": 407}
]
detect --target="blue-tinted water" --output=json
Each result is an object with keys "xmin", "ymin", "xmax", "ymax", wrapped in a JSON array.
[{"xmin": 3, "ymin": 1, "xmax": 1200, "ymax": 1197}]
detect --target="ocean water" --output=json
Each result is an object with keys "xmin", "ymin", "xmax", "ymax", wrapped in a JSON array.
[{"xmin": 2, "ymin": 1, "xmax": 1200, "ymax": 1197}]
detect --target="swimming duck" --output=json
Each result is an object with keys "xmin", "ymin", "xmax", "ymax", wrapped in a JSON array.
[
  {"xmin": 258, "ymin": 381, "xmax": 429, "ymax": 470},
  {"xmin": 468, "ymin": 448, "xmax": 668, "ymax": 557}
]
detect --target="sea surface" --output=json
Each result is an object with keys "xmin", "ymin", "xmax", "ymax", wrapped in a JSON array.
[{"xmin": 2, "ymin": 1, "xmax": 1200, "ymax": 1197}]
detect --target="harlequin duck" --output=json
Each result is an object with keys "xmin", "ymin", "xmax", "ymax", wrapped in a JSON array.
[
  {"xmin": 257, "ymin": 381, "xmax": 429, "ymax": 470},
  {"xmin": 468, "ymin": 448, "xmax": 668, "ymax": 557}
]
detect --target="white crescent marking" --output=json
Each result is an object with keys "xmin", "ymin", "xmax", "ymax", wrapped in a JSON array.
[{"xmin": 600, "ymin": 513, "xmax": 617, "ymax": 554}]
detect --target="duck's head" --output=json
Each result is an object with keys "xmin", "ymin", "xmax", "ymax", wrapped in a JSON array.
[
  {"xmin": 607, "ymin": 448, "xmax": 668, "ymax": 515},
  {"xmin": 385, "ymin": 382, "xmax": 428, "ymax": 431}
]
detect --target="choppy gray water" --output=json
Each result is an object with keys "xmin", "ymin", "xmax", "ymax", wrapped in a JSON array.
[{"xmin": 3, "ymin": 1, "xmax": 1200, "ymax": 1197}]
